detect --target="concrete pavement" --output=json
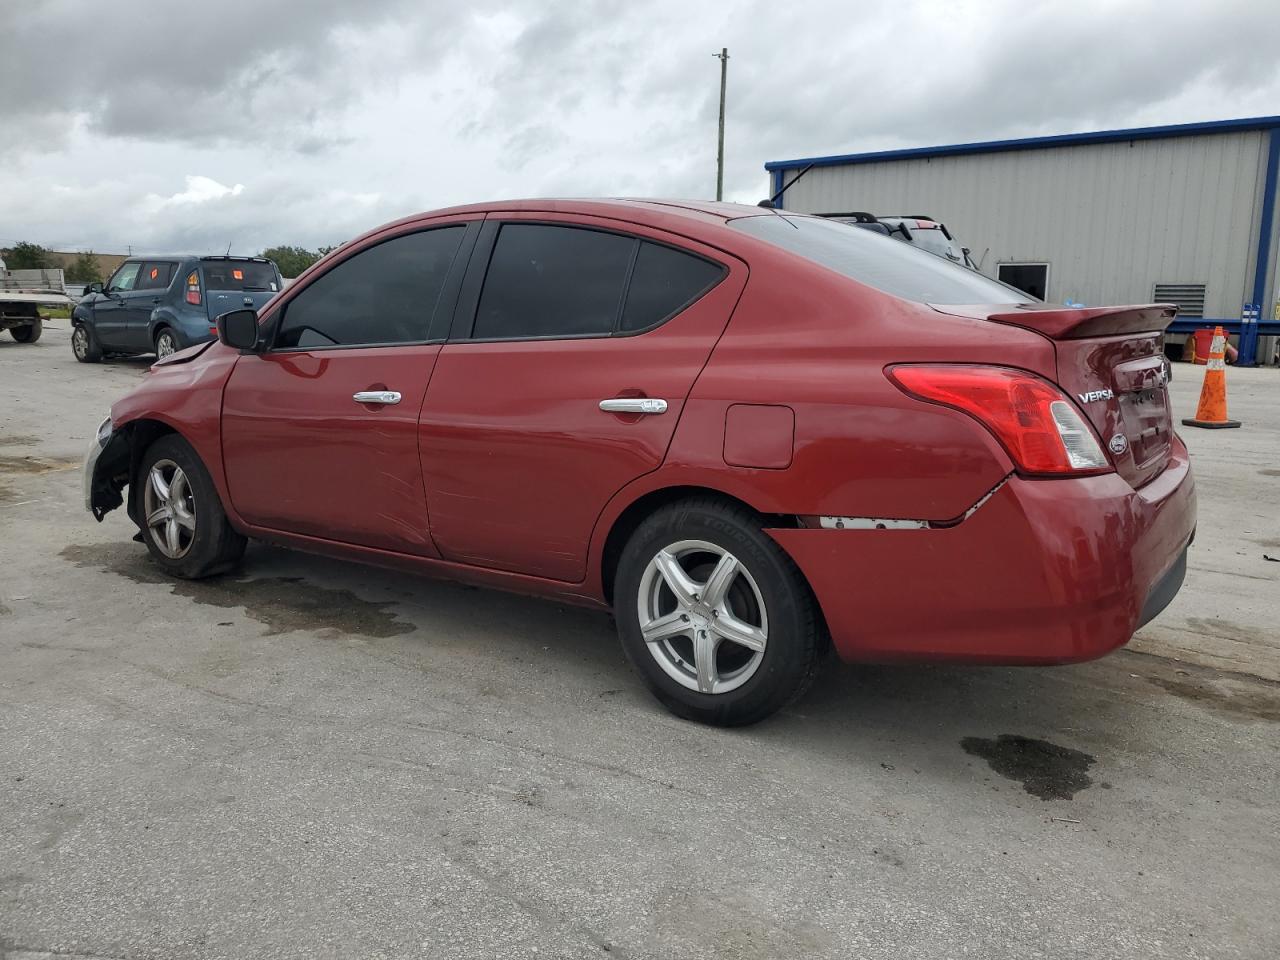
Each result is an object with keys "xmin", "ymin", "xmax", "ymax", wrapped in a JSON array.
[{"xmin": 2, "ymin": 321, "xmax": 1277, "ymax": 960}]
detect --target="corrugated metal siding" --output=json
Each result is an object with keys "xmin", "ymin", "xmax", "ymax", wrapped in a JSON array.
[{"xmin": 778, "ymin": 131, "xmax": 1267, "ymax": 318}]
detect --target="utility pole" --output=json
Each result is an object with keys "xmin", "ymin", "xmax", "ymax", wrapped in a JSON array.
[{"xmin": 714, "ymin": 47, "xmax": 729, "ymax": 201}]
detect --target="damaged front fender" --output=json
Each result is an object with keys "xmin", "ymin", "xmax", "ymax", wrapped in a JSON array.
[{"xmin": 83, "ymin": 417, "xmax": 131, "ymax": 521}]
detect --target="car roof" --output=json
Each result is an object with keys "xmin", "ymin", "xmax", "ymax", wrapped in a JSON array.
[
  {"xmin": 375, "ymin": 198, "xmax": 776, "ymax": 233},
  {"xmin": 121, "ymin": 255, "xmax": 275, "ymax": 263}
]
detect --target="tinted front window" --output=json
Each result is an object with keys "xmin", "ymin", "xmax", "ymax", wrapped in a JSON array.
[
  {"xmin": 731, "ymin": 215, "xmax": 1031, "ymax": 304},
  {"xmin": 620, "ymin": 242, "xmax": 725, "ymax": 332},
  {"xmin": 275, "ymin": 227, "xmax": 465, "ymax": 349},
  {"xmin": 108, "ymin": 261, "xmax": 141, "ymax": 292},
  {"xmin": 136, "ymin": 262, "xmax": 175, "ymax": 290},
  {"xmin": 202, "ymin": 260, "xmax": 280, "ymax": 292},
  {"xmin": 473, "ymin": 224, "xmax": 634, "ymax": 339}
]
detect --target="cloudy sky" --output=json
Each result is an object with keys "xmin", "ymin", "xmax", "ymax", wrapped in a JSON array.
[{"xmin": 2, "ymin": 0, "xmax": 1278, "ymax": 256}]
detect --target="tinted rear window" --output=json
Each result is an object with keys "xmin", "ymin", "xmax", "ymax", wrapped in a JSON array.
[
  {"xmin": 201, "ymin": 260, "xmax": 280, "ymax": 292},
  {"xmin": 620, "ymin": 242, "xmax": 725, "ymax": 332},
  {"xmin": 474, "ymin": 224, "xmax": 634, "ymax": 339},
  {"xmin": 731, "ymin": 215, "xmax": 1030, "ymax": 304},
  {"xmin": 136, "ymin": 262, "xmax": 175, "ymax": 290}
]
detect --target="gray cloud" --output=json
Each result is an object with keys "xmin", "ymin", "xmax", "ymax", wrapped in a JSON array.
[
  {"xmin": 0, "ymin": 0, "xmax": 475, "ymax": 151},
  {"xmin": 2, "ymin": 0, "xmax": 1278, "ymax": 254}
]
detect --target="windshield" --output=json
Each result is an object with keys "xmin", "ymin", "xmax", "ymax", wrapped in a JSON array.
[
  {"xmin": 731, "ymin": 215, "xmax": 1029, "ymax": 304},
  {"xmin": 201, "ymin": 260, "xmax": 280, "ymax": 292}
]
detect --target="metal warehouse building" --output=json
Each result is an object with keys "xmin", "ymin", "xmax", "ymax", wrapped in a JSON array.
[{"xmin": 765, "ymin": 115, "xmax": 1280, "ymax": 365}]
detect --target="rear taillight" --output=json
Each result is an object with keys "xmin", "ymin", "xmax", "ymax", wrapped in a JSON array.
[
  {"xmin": 185, "ymin": 271, "xmax": 201, "ymax": 306},
  {"xmin": 886, "ymin": 365, "xmax": 1110, "ymax": 476}
]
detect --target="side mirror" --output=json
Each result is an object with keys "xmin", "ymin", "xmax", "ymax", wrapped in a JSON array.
[
  {"xmin": 84, "ymin": 282, "xmax": 103, "ymax": 295},
  {"xmin": 216, "ymin": 308, "xmax": 262, "ymax": 351}
]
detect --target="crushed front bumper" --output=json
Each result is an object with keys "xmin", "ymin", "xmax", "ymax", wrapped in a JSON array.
[{"xmin": 83, "ymin": 416, "xmax": 130, "ymax": 521}]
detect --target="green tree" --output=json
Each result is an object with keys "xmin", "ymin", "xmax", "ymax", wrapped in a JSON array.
[
  {"xmin": 5, "ymin": 241, "xmax": 52, "ymax": 269},
  {"xmin": 261, "ymin": 245, "xmax": 321, "ymax": 279},
  {"xmin": 64, "ymin": 250, "xmax": 102, "ymax": 284}
]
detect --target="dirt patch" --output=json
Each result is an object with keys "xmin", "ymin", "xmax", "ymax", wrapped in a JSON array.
[
  {"xmin": 0, "ymin": 454, "xmax": 80, "ymax": 475},
  {"xmin": 1258, "ymin": 469, "xmax": 1280, "ymax": 477},
  {"xmin": 60, "ymin": 541, "xmax": 416, "ymax": 639},
  {"xmin": 0, "ymin": 435, "xmax": 41, "ymax": 447},
  {"xmin": 961, "ymin": 734, "xmax": 1095, "ymax": 801}
]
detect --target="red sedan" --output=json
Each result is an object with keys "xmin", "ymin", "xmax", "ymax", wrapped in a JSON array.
[{"xmin": 84, "ymin": 200, "xmax": 1196, "ymax": 725}]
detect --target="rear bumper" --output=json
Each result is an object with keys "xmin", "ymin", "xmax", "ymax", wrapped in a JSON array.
[{"xmin": 768, "ymin": 438, "xmax": 1196, "ymax": 665}]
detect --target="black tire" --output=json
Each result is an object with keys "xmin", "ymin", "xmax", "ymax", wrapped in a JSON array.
[
  {"xmin": 154, "ymin": 327, "xmax": 178, "ymax": 359},
  {"xmin": 614, "ymin": 497, "xmax": 823, "ymax": 726},
  {"xmin": 71, "ymin": 323, "xmax": 102, "ymax": 362},
  {"xmin": 134, "ymin": 434, "xmax": 246, "ymax": 579},
  {"xmin": 10, "ymin": 317, "xmax": 42, "ymax": 343}
]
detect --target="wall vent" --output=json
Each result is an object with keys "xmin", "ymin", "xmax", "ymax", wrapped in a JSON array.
[{"xmin": 1152, "ymin": 282, "xmax": 1205, "ymax": 318}]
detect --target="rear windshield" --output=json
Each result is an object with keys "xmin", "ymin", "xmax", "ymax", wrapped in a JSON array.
[
  {"xmin": 731, "ymin": 215, "xmax": 1031, "ymax": 305},
  {"xmin": 201, "ymin": 260, "xmax": 280, "ymax": 292}
]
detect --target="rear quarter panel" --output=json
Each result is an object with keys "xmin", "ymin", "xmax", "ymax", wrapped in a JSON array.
[{"xmin": 664, "ymin": 258, "xmax": 1056, "ymax": 521}]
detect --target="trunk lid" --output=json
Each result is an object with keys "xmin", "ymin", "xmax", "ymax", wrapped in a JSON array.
[{"xmin": 936, "ymin": 303, "xmax": 1177, "ymax": 487}]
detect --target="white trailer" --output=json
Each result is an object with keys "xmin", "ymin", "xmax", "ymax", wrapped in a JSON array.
[{"xmin": 0, "ymin": 266, "xmax": 73, "ymax": 344}]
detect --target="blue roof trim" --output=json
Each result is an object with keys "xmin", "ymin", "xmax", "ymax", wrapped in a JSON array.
[{"xmin": 764, "ymin": 115, "xmax": 1280, "ymax": 171}]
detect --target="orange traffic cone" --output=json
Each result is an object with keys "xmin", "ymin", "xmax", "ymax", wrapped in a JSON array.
[{"xmin": 1181, "ymin": 326, "xmax": 1241, "ymax": 429}]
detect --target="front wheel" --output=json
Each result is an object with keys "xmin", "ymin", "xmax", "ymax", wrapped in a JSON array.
[
  {"xmin": 10, "ymin": 318, "xmax": 42, "ymax": 343},
  {"xmin": 614, "ymin": 498, "xmax": 823, "ymax": 726},
  {"xmin": 72, "ymin": 323, "xmax": 102, "ymax": 362},
  {"xmin": 135, "ymin": 434, "xmax": 246, "ymax": 579}
]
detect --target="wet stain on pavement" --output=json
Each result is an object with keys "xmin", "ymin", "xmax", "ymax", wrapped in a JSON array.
[
  {"xmin": 0, "ymin": 434, "xmax": 41, "ymax": 446},
  {"xmin": 961, "ymin": 734, "xmax": 1095, "ymax": 801},
  {"xmin": 1258, "ymin": 469, "xmax": 1280, "ymax": 478},
  {"xmin": 1144, "ymin": 674, "xmax": 1280, "ymax": 723},
  {"xmin": 60, "ymin": 542, "xmax": 415, "ymax": 639}
]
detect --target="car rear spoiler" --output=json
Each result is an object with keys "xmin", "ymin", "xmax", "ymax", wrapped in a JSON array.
[
  {"xmin": 982, "ymin": 303, "xmax": 1178, "ymax": 340},
  {"xmin": 931, "ymin": 305, "xmax": 1177, "ymax": 343}
]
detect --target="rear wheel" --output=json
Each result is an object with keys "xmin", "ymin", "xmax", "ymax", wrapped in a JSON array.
[
  {"xmin": 154, "ymin": 328, "xmax": 178, "ymax": 359},
  {"xmin": 72, "ymin": 323, "xmax": 102, "ymax": 362},
  {"xmin": 614, "ymin": 498, "xmax": 822, "ymax": 726},
  {"xmin": 135, "ymin": 434, "xmax": 246, "ymax": 579},
  {"xmin": 10, "ymin": 317, "xmax": 42, "ymax": 343}
]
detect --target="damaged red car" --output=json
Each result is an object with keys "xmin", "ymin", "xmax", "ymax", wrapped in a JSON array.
[{"xmin": 84, "ymin": 200, "xmax": 1196, "ymax": 725}]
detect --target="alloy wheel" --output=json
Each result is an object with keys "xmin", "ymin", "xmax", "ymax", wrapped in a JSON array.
[
  {"xmin": 142, "ymin": 459, "xmax": 196, "ymax": 558},
  {"xmin": 156, "ymin": 331, "xmax": 176, "ymax": 359},
  {"xmin": 72, "ymin": 326, "xmax": 89, "ymax": 359},
  {"xmin": 636, "ymin": 539, "xmax": 769, "ymax": 695}
]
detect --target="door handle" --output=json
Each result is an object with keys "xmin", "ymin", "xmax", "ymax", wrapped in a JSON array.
[
  {"xmin": 599, "ymin": 397, "xmax": 668, "ymax": 415},
  {"xmin": 353, "ymin": 390, "xmax": 402, "ymax": 405}
]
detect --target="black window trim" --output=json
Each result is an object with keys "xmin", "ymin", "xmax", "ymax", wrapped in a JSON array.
[
  {"xmin": 449, "ymin": 219, "xmax": 729, "ymax": 344},
  {"xmin": 262, "ymin": 220, "xmax": 481, "ymax": 354}
]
